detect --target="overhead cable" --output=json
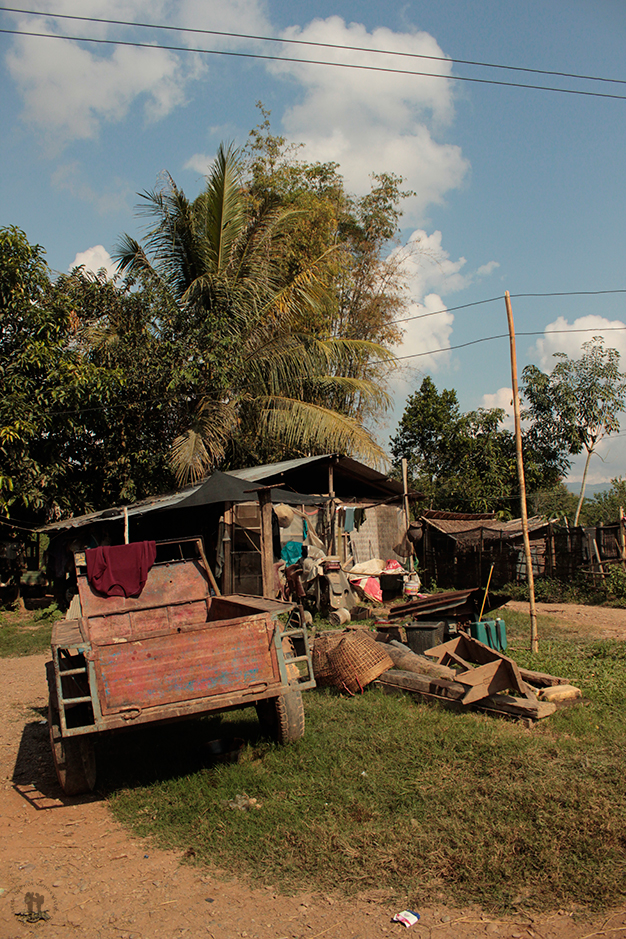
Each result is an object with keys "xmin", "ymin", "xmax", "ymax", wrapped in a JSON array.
[
  {"xmin": 392, "ymin": 288, "xmax": 626, "ymax": 326},
  {"xmin": 2, "ymin": 6, "xmax": 625, "ymax": 88},
  {"xmin": 396, "ymin": 326, "xmax": 626, "ymax": 361},
  {"xmin": 1, "ymin": 26, "xmax": 626, "ymax": 101}
]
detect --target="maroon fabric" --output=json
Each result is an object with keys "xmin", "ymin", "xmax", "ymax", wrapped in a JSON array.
[{"xmin": 85, "ymin": 541, "xmax": 157, "ymax": 598}]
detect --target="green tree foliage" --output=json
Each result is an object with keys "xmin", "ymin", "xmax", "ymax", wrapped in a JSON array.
[
  {"xmin": 0, "ymin": 228, "xmax": 176, "ymax": 519},
  {"xmin": 522, "ymin": 339, "xmax": 626, "ymax": 525},
  {"xmin": 0, "ymin": 227, "xmax": 103, "ymax": 517},
  {"xmin": 2, "ymin": 124, "xmax": 412, "ymax": 518},
  {"xmin": 391, "ymin": 377, "xmax": 563, "ymax": 516},
  {"xmin": 581, "ymin": 477, "xmax": 626, "ymax": 526},
  {"xmin": 243, "ymin": 108, "xmax": 409, "ymax": 349},
  {"xmin": 115, "ymin": 142, "xmax": 397, "ymax": 483},
  {"xmin": 529, "ymin": 481, "xmax": 580, "ymax": 523}
]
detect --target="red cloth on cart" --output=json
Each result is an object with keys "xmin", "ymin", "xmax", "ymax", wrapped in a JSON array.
[{"xmin": 85, "ymin": 541, "xmax": 157, "ymax": 598}]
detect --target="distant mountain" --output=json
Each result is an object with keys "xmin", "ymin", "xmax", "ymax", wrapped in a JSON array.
[{"xmin": 564, "ymin": 482, "xmax": 609, "ymax": 497}]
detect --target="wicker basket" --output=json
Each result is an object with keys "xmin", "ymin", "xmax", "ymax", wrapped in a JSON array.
[
  {"xmin": 312, "ymin": 632, "xmax": 344, "ymax": 686},
  {"xmin": 326, "ymin": 630, "xmax": 393, "ymax": 695}
]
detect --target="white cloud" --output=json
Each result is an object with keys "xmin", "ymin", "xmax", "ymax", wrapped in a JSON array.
[
  {"xmin": 272, "ymin": 17, "xmax": 469, "ymax": 221},
  {"xmin": 567, "ymin": 437, "xmax": 626, "ymax": 485},
  {"xmin": 69, "ymin": 245, "xmax": 117, "ymax": 278},
  {"xmin": 387, "ymin": 229, "xmax": 500, "ymax": 372},
  {"xmin": 482, "ymin": 387, "xmax": 515, "ymax": 430},
  {"xmin": 531, "ymin": 315, "xmax": 626, "ymax": 372},
  {"xmin": 3, "ymin": 0, "xmax": 268, "ymax": 146},
  {"xmin": 476, "ymin": 261, "xmax": 500, "ymax": 278},
  {"xmin": 391, "ymin": 230, "xmax": 471, "ymax": 296}
]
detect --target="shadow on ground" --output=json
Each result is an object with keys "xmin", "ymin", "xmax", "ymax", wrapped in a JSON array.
[{"xmin": 12, "ymin": 706, "xmax": 265, "ymax": 802}]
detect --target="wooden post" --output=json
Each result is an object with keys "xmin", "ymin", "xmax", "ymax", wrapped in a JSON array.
[
  {"xmin": 619, "ymin": 506, "xmax": 626, "ymax": 568},
  {"xmin": 123, "ymin": 506, "xmax": 129, "ymax": 544},
  {"xmin": 223, "ymin": 502, "xmax": 234, "ymax": 594},
  {"xmin": 245, "ymin": 486, "xmax": 281, "ymax": 599},
  {"xmin": 505, "ymin": 291, "xmax": 539, "ymax": 653},
  {"xmin": 258, "ymin": 489, "xmax": 275, "ymax": 599},
  {"xmin": 401, "ymin": 458, "xmax": 414, "ymax": 572},
  {"xmin": 549, "ymin": 522, "xmax": 557, "ymax": 577}
]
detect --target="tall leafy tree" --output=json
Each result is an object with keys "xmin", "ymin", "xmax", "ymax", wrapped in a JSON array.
[
  {"xmin": 0, "ymin": 227, "xmax": 109, "ymax": 518},
  {"xmin": 391, "ymin": 376, "xmax": 562, "ymax": 516},
  {"xmin": 523, "ymin": 338, "xmax": 626, "ymax": 525},
  {"xmin": 115, "ymin": 144, "xmax": 396, "ymax": 483}
]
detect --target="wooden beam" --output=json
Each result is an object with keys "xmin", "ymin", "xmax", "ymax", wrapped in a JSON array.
[{"xmin": 375, "ymin": 670, "xmax": 556, "ymax": 721}]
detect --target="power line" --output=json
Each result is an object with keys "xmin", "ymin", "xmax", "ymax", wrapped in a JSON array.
[
  {"xmin": 5, "ymin": 326, "xmax": 625, "ymax": 419},
  {"xmin": 2, "ymin": 6, "xmax": 625, "ymax": 89},
  {"xmin": 392, "ymin": 295, "xmax": 502, "ymax": 325},
  {"xmin": 392, "ymin": 288, "xmax": 626, "ymax": 327},
  {"xmin": 2, "ymin": 26, "xmax": 626, "ymax": 101},
  {"xmin": 397, "ymin": 326, "xmax": 626, "ymax": 361}
]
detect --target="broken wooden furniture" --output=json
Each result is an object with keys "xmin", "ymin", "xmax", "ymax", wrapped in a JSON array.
[
  {"xmin": 423, "ymin": 633, "xmax": 534, "ymax": 705},
  {"xmin": 373, "ymin": 631, "xmax": 577, "ymax": 722},
  {"xmin": 374, "ymin": 669, "xmax": 556, "ymax": 722}
]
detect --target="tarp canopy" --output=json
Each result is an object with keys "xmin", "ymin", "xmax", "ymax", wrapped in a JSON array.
[
  {"xmin": 39, "ymin": 470, "xmax": 325, "ymax": 532},
  {"xmin": 172, "ymin": 471, "xmax": 324, "ymax": 509}
]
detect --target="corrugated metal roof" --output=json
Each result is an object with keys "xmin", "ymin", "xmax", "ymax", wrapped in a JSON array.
[
  {"xmin": 227, "ymin": 454, "xmax": 403, "ymax": 497},
  {"xmin": 226, "ymin": 455, "xmax": 334, "ymax": 481},
  {"xmin": 39, "ymin": 455, "xmax": 401, "ymax": 533},
  {"xmin": 39, "ymin": 483, "xmax": 206, "ymax": 532}
]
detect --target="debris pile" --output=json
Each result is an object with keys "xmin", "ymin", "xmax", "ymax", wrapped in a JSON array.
[{"xmin": 313, "ymin": 610, "xmax": 580, "ymax": 723}]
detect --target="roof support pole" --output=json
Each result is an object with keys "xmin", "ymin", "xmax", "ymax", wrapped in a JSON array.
[
  {"xmin": 505, "ymin": 290, "xmax": 538, "ymax": 652},
  {"xmin": 401, "ymin": 458, "xmax": 414, "ymax": 573}
]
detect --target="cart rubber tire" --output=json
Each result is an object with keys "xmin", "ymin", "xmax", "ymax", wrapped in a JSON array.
[
  {"xmin": 256, "ymin": 688, "xmax": 305, "ymax": 744},
  {"xmin": 48, "ymin": 699, "xmax": 96, "ymax": 796}
]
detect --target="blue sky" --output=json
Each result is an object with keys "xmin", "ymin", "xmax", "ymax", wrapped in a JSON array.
[{"xmin": 2, "ymin": 0, "xmax": 626, "ymax": 484}]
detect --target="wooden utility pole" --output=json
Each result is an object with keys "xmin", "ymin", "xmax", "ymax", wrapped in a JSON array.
[
  {"xmin": 401, "ymin": 458, "xmax": 414, "ymax": 572},
  {"xmin": 505, "ymin": 290, "xmax": 539, "ymax": 653}
]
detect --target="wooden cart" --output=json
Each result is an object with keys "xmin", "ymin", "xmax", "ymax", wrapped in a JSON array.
[{"xmin": 46, "ymin": 538, "xmax": 314, "ymax": 794}]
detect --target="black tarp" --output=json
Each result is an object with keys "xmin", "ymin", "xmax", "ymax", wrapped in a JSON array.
[{"xmin": 171, "ymin": 471, "xmax": 325, "ymax": 509}]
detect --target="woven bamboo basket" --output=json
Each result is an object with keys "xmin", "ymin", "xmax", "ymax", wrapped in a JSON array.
[
  {"xmin": 312, "ymin": 632, "xmax": 343, "ymax": 686},
  {"xmin": 327, "ymin": 630, "xmax": 393, "ymax": 695}
]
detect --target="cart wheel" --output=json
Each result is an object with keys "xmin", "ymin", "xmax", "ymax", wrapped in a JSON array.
[
  {"xmin": 256, "ymin": 688, "xmax": 305, "ymax": 744},
  {"xmin": 48, "ymin": 699, "xmax": 96, "ymax": 796}
]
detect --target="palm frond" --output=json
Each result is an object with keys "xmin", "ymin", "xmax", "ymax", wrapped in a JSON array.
[
  {"xmin": 255, "ymin": 397, "xmax": 389, "ymax": 469},
  {"xmin": 200, "ymin": 144, "xmax": 248, "ymax": 275},
  {"xmin": 170, "ymin": 400, "xmax": 238, "ymax": 485},
  {"xmin": 171, "ymin": 429, "xmax": 212, "ymax": 487}
]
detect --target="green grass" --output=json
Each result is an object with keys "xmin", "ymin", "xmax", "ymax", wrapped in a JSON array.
[
  {"xmin": 0, "ymin": 606, "xmax": 61, "ymax": 657},
  {"xmin": 107, "ymin": 612, "xmax": 626, "ymax": 914}
]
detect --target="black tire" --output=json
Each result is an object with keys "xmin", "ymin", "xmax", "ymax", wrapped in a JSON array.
[
  {"xmin": 255, "ymin": 688, "xmax": 305, "ymax": 744},
  {"xmin": 48, "ymin": 694, "xmax": 96, "ymax": 796}
]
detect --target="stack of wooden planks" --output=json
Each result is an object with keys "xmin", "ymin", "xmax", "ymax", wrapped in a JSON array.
[{"xmin": 373, "ymin": 632, "xmax": 578, "ymax": 722}]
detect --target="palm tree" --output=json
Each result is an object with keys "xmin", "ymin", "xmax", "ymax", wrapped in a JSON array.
[{"xmin": 114, "ymin": 145, "xmax": 396, "ymax": 484}]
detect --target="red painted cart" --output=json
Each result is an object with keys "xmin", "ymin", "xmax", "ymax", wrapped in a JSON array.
[{"xmin": 46, "ymin": 538, "xmax": 314, "ymax": 795}]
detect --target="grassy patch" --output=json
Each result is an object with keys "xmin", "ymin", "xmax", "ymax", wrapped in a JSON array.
[
  {"xmin": 0, "ymin": 606, "xmax": 61, "ymax": 657},
  {"xmin": 108, "ymin": 619, "xmax": 626, "ymax": 914}
]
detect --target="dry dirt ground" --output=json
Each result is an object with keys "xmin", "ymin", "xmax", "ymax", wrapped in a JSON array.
[
  {"xmin": 504, "ymin": 600, "xmax": 626, "ymax": 640},
  {"xmin": 1, "ymin": 607, "xmax": 626, "ymax": 939}
]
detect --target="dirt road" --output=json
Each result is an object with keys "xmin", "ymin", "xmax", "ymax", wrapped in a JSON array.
[{"xmin": 1, "ymin": 615, "xmax": 625, "ymax": 939}]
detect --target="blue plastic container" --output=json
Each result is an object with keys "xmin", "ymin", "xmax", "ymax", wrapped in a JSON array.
[{"xmin": 470, "ymin": 618, "xmax": 507, "ymax": 652}]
